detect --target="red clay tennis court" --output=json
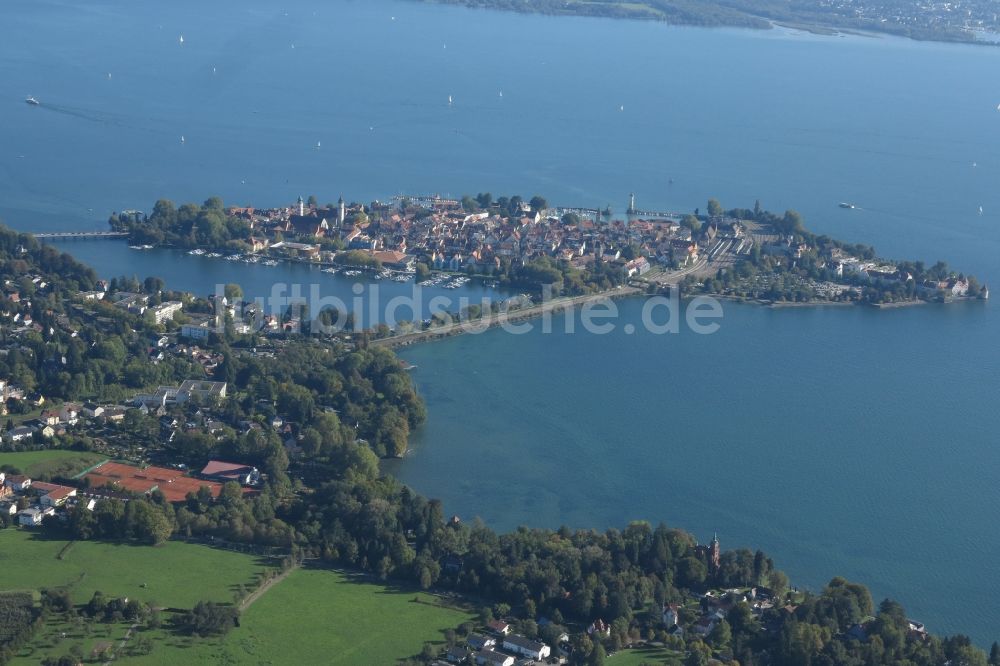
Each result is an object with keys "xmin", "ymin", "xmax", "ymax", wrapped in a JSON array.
[{"xmin": 85, "ymin": 461, "xmax": 222, "ymax": 503}]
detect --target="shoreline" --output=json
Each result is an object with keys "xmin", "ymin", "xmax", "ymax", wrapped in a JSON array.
[{"xmin": 414, "ymin": 0, "xmax": 992, "ymax": 47}]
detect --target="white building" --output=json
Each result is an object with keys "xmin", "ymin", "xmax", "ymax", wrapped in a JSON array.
[
  {"xmin": 150, "ymin": 301, "xmax": 183, "ymax": 324},
  {"xmin": 17, "ymin": 506, "xmax": 53, "ymax": 527},
  {"xmin": 501, "ymin": 635, "xmax": 550, "ymax": 660}
]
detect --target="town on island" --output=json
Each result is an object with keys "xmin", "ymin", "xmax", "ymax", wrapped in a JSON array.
[{"xmin": 102, "ymin": 191, "xmax": 986, "ymax": 325}]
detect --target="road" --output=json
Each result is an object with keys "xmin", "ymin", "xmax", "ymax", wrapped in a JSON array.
[{"xmin": 370, "ymin": 286, "xmax": 642, "ymax": 349}]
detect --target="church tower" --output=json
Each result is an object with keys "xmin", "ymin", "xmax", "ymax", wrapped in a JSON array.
[{"xmin": 709, "ymin": 533, "xmax": 721, "ymax": 572}]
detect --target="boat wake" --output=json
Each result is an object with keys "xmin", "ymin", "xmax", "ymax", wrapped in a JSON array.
[{"xmin": 37, "ymin": 102, "xmax": 117, "ymax": 124}]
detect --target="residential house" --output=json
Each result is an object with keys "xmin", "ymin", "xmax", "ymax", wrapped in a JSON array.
[
  {"xmin": 103, "ymin": 406, "xmax": 128, "ymax": 424},
  {"xmin": 4, "ymin": 475, "xmax": 30, "ymax": 492},
  {"xmin": 663, "ymin": 603, "xmax": 680, "ymax": 627},
  {"xmin": 68, "ymin": 497, "xmax": 97, "ymax": 512},
  {"xmin": 473, "ymin": 650, "xmax": 514, "ymax": 666},
  {"xmin": 82, "ymin": 402, "xmax": 104, "ymax": 418},
  {"xmin": 467, "ymin": 634, "xmax": 495, "ymax": 651},
  {"xmin": 6, "ymin": 425, "xmax": 34, "ymax": 442},
  {"xmin": 40, "ymin": 410, "xmax": 62, "ymax": 426},
  {"xmin": 18, "ymin": 506, "xmax": 45, "ymax": 526},
  {"xmin": 587, "ymin": 619, "xmax": 610, "ymax": 637},
  {"xmin": 487, "ymin": 620, "xmax": 511, "ymax": 636},
  {"xmin": 445, "ymin": 646, "xmax": 472, "ymax": 663},
  {"xmin": 624, "ymin": 256, "xmax": 651, "ymax": 277},
  {"xmin": 501, "ymin": 635, "xmax": 550, "ymax": 660},
  {"xmin": 34, "ymin": 482, "xmax": 77, "ymax": 508}
]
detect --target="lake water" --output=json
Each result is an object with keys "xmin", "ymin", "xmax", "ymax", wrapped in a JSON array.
[{"xmin": 2, "ymin": 0, "xmax": 999, "ymax": 644}]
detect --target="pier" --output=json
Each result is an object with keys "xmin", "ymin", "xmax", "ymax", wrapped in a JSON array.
[
  {"xmin": 33, "ymin": 231, "xmax": 128, "ymax": 240},
  {"xmin": 625, "ymin": 192, "xmax": 683, "ymax": 220},
  {"xmin": 627, "ymin": 209, "xmax": 684, "ymax": 220}
]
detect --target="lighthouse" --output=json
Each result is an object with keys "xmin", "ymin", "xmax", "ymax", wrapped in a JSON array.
[
  {"xmin": 338, "ymin": 195, "xmax": 346, "ymax": 226},
  {"xmin": 628, "ymin": 192, "xmax": 636, "ymax": 215},
  {"xmin": 297, "ymin": 196, "xmax": 305, "ymax": 216}
]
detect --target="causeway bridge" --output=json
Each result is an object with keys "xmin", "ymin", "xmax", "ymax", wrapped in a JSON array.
[{"xmin": 32, "ymin": 231, "xmax": 128, "ymax": 240}]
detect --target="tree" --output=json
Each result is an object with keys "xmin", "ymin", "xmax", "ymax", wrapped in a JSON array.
[
  {"xmin": 708, "ymin": 618, "xmax": 732, "ymax": 648},
  {"xmin": 684, "ymin": 641, "xmax": 710, "ymax": 666},
  {"xmin": 677, "ymin": 556, "xmax": 707, "ymax": 588},
  {"xmin": 680, "ymin": 214, "xmax": 701, "ymax": 234},
  {"xmin": 588, "ymin": 641, "xmax": 606, "ymax": 666},
  {"xmin": 143, "ymin": 276, "xmax": 164, "ymax": 294},
  {"xmin": 126, "ymin": 501, "xmax": 174, "ymax": 545},
  {"xmin": 174, "ymin": 601, "xmax": 239, "ymax": 636},
  {"xmin": 707, "ymin": 198, "xmax": 724, "ymax": 217},
  {"xmin": 529, "ymin": 195, "xmax": 548, "ymax": 212},
  {"xmin": 461, "ymin": 195, "xmax": 479, "ymax": 212},
  {"xmin": 224, "ymin": 283, "xmax": 243, "ymax": 301},
  {"xmin": 768, "ymin": 569, "xmax": 789, "ymax": 601},
  {"xmin": 414, "ymin": 263, "xmax": 430, "ymax": 282},
  {"xmin": 779, "ymin": 209, "xmax": 805, "ymax": 234}
]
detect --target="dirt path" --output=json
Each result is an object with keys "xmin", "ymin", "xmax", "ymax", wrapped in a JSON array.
[
  {"xmin": 103, "ymin": 622, "xmax": 139, "ymax": 665},
  {"xmin": 239, "ymin": 565, "xmax": 298, "ymax": 612}
]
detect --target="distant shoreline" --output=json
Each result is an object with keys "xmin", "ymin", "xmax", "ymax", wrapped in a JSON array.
[{"xmin": 410, "ymin": 0, "xmax": 996, "ymax": 47}]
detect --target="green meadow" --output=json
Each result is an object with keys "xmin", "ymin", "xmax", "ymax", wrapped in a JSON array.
[
  {"xmin": 0, "ymin": 449, "xmax": 105, "ymax": 479},
  {"xmin": 0, "ymin": 530, "xmax": 272, "ymax": 608},
  {"xmin": 124, "ymin": 568, "xmax": 475, "ymax": 665}
]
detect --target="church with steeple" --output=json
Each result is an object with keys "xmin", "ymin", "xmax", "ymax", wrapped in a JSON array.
[{"xmin": 696, "ymin": 533, "xmax": 721, "ymax": 574}]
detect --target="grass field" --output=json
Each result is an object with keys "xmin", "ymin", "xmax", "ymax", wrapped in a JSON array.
[
  {"xmin": 608, "ymin": 645, "xmax": 684, "ymax": 665},
  {"xmin": 0, "ymin": 449, "xmax": 105, "ymax": 478},
  {"xmin": 0, "ymin": 529, "xmax": 274, "ymax": 609},
  {"xmin": 123, "ymin": 568, "xmax": 476, "ymax": 665}
]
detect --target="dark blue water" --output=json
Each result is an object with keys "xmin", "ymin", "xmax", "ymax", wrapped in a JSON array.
[{"xmin": 2, "ymin": 0, "xmax": 999, "ymax": 644}]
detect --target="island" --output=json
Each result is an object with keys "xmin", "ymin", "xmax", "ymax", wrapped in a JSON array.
[
  {"xmin": 109, "ymin": 192, "xmax": 987, "ymax": 312},
  {"xmin": 410, "ymin": 0, "xmax": 1000, "ymax": 45}
]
